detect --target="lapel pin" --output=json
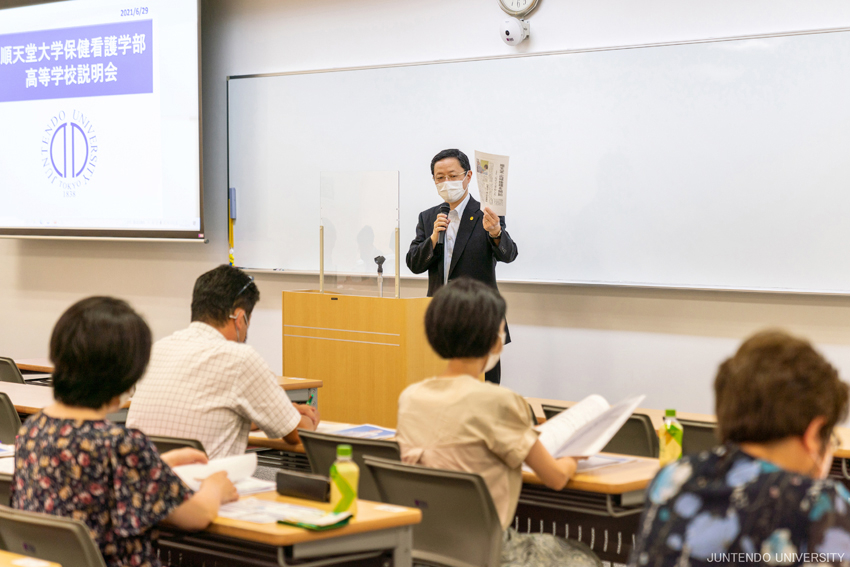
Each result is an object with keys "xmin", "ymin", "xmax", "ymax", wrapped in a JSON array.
[{"xmin": 469, "ymin": 216, "xmax": 474, "ymax": 221}]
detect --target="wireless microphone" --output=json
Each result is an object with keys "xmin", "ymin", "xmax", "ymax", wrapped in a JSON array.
[{"xmin": 438, "ymin": 203, "xmax": 450, "ymax": 245}]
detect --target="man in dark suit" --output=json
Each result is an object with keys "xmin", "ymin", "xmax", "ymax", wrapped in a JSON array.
[{"xmin": 406, "ymin": 148, "xmax": 518, "ymax": 384}]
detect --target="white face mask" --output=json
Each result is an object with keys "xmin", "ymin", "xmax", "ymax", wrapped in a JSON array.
[
  {"xmin": 483, "ymin": 330, "xmax": 507, "ymax": 373},
  {"xmin": 809, "ymin": 443, "xmax": 834, "ymax": 480},
  {"xmin": 436, "ymin": 180, "xmax": 466, "ymax": 204},
  {"xmin": 229, "ymin": 311, "xmax": 249, "ymax": 343}
]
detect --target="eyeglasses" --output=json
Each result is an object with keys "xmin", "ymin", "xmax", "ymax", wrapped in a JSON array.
[
  {"xmin": 234, "ymin": 275, "xmax": 255, "ymax": 302},
  {"xmin": 434, "ymin": 171, "xmax": 468, "ymax": 184}
]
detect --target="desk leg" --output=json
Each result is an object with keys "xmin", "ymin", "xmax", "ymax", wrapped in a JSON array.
[
  {"xmin": 392, "ymin": 525, "xmax": 413, "ymax": 567},
  {"xmin": 285, "ymin": 525, "xmax": 412, "ymax": 567}
]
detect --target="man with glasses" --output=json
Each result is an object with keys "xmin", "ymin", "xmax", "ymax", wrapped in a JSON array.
[
  {"xmin": 407, "ymin": 149, "xmax": 518, "ymax": 384},
  {"xmin": 127, "ymin": 265, "xmax": 319, "ymax": 458}
]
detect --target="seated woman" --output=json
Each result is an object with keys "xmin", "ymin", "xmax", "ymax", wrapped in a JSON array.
[
  {"xmin": 12, "ymin": 296, "xmax": 237, "ymax": 567},
  {"xmin": 396, "ymin": 278, "xmax": 599, "ymax": 566},
  {"xmin": 631, "ymin": 330, "xmax": 850, "ymax": 566}
]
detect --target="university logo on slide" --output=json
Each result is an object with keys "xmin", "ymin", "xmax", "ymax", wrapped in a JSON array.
[{"xmin": 41, "ymin": 110, "xmax": 98, "ymax": 194}]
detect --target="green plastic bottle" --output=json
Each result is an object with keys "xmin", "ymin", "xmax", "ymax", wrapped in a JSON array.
[
  {"xmin": 658, "ymin": 409, "xmax": 683, "ymax": 466},
  {"xmin": 330, "ymin": 444, "xmax": 359, "ymax": 516}
]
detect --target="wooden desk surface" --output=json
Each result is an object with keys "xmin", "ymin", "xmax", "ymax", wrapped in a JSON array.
[
  {"xmin": 15, "ymin": 361, "xmax": 322, "ymax": 392},
  {"xmin": 207, "ymin": 492, "xmax": 420, "ymax": 547},
  {"xmin": 523, "ymin": 454, "xmax": 660, "ymax": 494},
  {"xmin": 13, "ymin": 358, "xmax": 53, "ymax": 374},
  {"xmin": 277, "ymin": 376, "xmax": 323, "ymax": 390},
  {"xmin": 251, "ymin": 421, "xmax": 660, "ymax": 495},
  {"xmin": 0, "ymin": 382, "xmax": 54, "ymax": 414},
  {"xmin": 0, "ymin": 550, "xmax": 61, "ymax": 567}
]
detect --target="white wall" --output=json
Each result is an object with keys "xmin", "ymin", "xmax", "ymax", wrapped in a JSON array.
[{"xmin": 4, "ymin": 0, "xmax": 850, "ymax": 415}]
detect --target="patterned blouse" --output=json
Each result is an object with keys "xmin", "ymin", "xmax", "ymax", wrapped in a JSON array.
[
  {"xmin": 631, "ymin": 444, "xmax": 850, "ymax": 567},
  {"xmin": 12, "ymin": 412, "xmax": 193, "ymax": 567}
]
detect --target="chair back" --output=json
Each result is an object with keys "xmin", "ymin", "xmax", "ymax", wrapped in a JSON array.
[
  {"xmin": 0, "ymin": 358, "xmax": 25, "ymax": 385},
  {"xmin": 541, "ymin": 405, "xmax": 659, "ymax": 458},
  {"xmin": 541, "ymin": 404, "xmax": 566, "ymax": 421},
  {"xmin": 602, "ymin": 413, "xmax": 658, "ymax": 458},
  {"xmin": 364, "ymin": 456, "xmax": 502, "ymax": 567},
  {"xmin": 0, "ymin": 505, "xmax": 108, "ymax": 567},
  {"xmin": 148, "ymin": 436, "xmax": 205, "ymax": 455},
  {"xmin": 679, "ymin": 419, "xmax": 718, "ymax": 455},
  {"xmin": 0, "ymin": 473, "xmax": 11, "ymax": 507},
  {"xmin": 0, "ymin": 393, "xmax": 22, "ymax": 446},
  {"xmin": 299, "ymin": 430, "xmax": 400, "ymax": 502}
]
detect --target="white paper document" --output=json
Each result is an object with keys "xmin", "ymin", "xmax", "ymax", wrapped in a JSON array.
[
  {"xmin": 475, "ymin": 150, "xmax": 509, "ymax": 216},
  {"xmin": 332, "ymin": 424, "xmax": 396, "ymax": 440},
  {"xmin": 523, "ymin": 454, "xmax": 635, "ymax": 475},
  {"xmin": 536, "ymin": 394, "xmax": 646, "ymax": 458},
  {"xmin": 173, "ymin": 453, "xmax": 275, "ymax": 496},
  {"xmin": 218, "ymin": 497, "xmax": 351, "ymax": 526}
]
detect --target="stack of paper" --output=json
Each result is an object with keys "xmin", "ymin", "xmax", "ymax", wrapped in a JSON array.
[
  {"xmin": 522, "ymin": 454, "xmax": 635, "ymax": 475},
  {"xmin": 218, "ymin": 497, "xmax": 351, "ymax": 527},
  {"xmin": 331, "ymin": 424, "xmax": 395, "ymax": 440},
  {"xmin": 173, "ymin": 453, "xmax": 275, "ymax": 495}
]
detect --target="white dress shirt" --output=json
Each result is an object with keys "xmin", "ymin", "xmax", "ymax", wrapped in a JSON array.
[
  {"xmin": 126, "ymin": 322, "xmax": 301, "ymax": 459},
  {"xmin": 444, "ymin": 190, "xmax": 472, "ymax": 283}
]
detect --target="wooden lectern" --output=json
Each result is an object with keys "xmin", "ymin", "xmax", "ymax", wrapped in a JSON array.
[{"xmin": 282, "ymin": 290, "xmax": 446, "ymax": 427}]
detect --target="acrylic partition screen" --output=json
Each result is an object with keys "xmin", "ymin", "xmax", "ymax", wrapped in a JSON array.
[
  {"xmin": 320, "ymin": 171, "xmax": 399, "ymax": 293},
  {"xmin": 228, "ymin": 30, "xmax": 850, "ymax": 292}
]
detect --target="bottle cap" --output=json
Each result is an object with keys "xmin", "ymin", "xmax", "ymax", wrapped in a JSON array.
[
  {"xmin": 665, "ymin": 409, "xmax": 676, "ymax": 417},
  {"xmin": 337, "ymin": 444, "xmax": 353, "ymax": 458}
]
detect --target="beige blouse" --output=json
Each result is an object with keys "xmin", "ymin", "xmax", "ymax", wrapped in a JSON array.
[{"xmin": 396, "ymin": 375, "xmax": 539, "ymax": 529}]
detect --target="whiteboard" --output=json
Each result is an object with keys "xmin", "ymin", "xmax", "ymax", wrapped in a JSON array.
[{"xmin": 227, "ymin": 30, "xmax": 850, "ymax": 293}]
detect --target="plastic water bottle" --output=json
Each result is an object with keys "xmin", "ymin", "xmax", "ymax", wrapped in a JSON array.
[
  {"xmin": 330, "ymin": 444, "xmax": 359, "ymax": 515},
  {"xmin": 658, "ymin": 409, "xmax": 683, "ymax": 466}
]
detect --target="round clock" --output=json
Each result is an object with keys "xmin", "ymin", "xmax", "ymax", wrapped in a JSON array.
[{"xmin": 499, "ymin": 0, "xmax": 540, "ymax": 18}]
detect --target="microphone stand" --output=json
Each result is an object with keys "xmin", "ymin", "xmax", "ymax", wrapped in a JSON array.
[{"xmin": 374, "ymin": 256, "xmax": 386, "ymax": 298}]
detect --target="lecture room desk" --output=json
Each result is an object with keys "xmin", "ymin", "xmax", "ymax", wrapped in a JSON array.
[
  {"xmin": 249, "ymin": 422, "xmax": 660, "ymax": 563},
  {"xmin": 12, "ymin": 358, "xmax": 323, "ymax": 405},
  {"xmin": 157, "ymin": 492, "xmax": 421, "ymax": 567},
  {"xmin": 527, "ymin": 395, "xmax": 850, "ymax": 461},
  {"xmin": 0, "ymin": 550, "xmax": 61, "ymax": 567}
]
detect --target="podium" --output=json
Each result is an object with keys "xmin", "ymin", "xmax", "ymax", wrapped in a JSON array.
[{"xmin": 282, "ymin": 290, "xmax": 446, "ymax": 427}]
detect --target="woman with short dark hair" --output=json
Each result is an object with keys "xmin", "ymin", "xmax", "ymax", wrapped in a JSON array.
[
  {"xmin": 631, "ymin": 330, "xmax": 850, "ymax": 566},
  {"xmin": 397, "ymin": 278, "xmax": 599, "ymax": 566},
  {"xmin": 12, "ymin": 296, "xmax": 238, "ymax": 567}
]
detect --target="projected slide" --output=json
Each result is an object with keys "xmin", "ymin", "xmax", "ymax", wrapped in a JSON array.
[{"xmin": 0, "ymin": 0, "xmax": 202, "ymax": 239}]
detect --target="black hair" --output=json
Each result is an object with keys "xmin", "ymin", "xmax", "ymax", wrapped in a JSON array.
[
  {"xmin": 425, "ymin": 278, "xmax": 506, "ymax": 359},
  {"xmin": 191, "ymin": 265, "xmax": 260, "ymax": 326},
  {"xmin": 51, "ymin": 296, "xmax": 152, "ymax": 409},
  {"xmin": 430, "ymin": 149, "xmax": 471, "ymax": 176}
]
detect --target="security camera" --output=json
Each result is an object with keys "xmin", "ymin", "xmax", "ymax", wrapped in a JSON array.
[{"xmin": 501, "ymin": 17, "xmax": 530, "ymax": 46}]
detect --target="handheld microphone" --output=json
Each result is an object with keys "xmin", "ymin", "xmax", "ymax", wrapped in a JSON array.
[{"xmin": 438, "ymin": 203, "xmax": 450, "ymax": 245}]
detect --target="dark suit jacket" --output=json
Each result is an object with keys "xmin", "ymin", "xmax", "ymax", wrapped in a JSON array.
[{"xmin": 406, "ymin": 197, "xmax": 518, "ymax": 341}]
